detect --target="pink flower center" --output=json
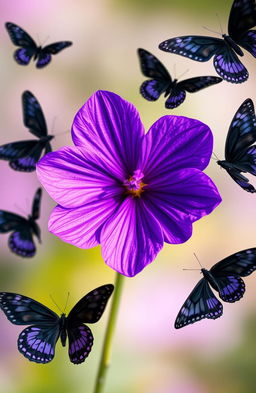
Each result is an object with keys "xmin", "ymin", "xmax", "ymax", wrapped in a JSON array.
[{"xmin": 123, "ymin": 169, "xmax": 146, "ymax": 198}]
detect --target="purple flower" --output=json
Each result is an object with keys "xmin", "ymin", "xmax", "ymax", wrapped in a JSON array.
[{"xmin": 36, "ymin": 90, "xmax": 221, "ymax": 277}]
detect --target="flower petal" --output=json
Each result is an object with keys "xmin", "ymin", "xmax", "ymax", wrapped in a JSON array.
[
  {"xmin": 37, "ymin": 146, "xmax": 123, "ymax": 208},
  {"xmin": 140, "ymin": 115, "xmax": 213, "ymax": 181},
  {"xmin": 72, "ymin": 90, "xmax": 144, "ymax": 175},
  {"xmin": 145, "ymin": 168, "xmax": 221, "ymax": 243},
  {"xmin": 48, "ymin": 198, "xmax": 120, "ymax": 248},
  {"xmin": 100, "ymin": 197, "xmax": 164, "ymax": 277}
]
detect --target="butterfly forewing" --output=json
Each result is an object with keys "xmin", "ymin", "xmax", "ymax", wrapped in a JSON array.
[
  {"xmin": 5, "ymin": 22, "xmax": 37, "ymax": 49},
  {"xmin": 175, "ymin": 278, "xmax": 223, "ymax": 329},
  {"xmin": 32, "ymin": 188, "xmax": 42, "ymax": 220},
  {"xmin": 228, "ymin": 0, "xmax": 256, "ymax": 40},
  {"xmin": 210, "ymin": 248, "xmax": 256, "ymax": 277},
  {"xmin": 67, "ymin": 284, "xmax": 114, "ymax": 324},
  {"xmin": 22, "ymin": 91, "xmax": 48, "ymax": 137},
  {"xmin": 178, "ymin": 76, "xmax": 222, "ymax": 93},
  {"xmin": 0, "ymin": 211, "xmax": 26, "ymax": 233},
  {"xmin": 0, "ymin": 293, "xmax": 59, "ymax": 325}
]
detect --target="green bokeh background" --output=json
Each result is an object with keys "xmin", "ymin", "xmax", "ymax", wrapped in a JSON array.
[{"xmin": 1, "ymin": 0, "xmax": 256, "ymax": 392}]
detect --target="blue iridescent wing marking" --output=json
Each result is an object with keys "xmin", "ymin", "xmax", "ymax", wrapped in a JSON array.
[
  {"xmin": 67, "ymin": 284, "xmax": 114, "ymax": 324},
  {"xmin": 138, "ymin": 48, "xmax": 171, "ymax": 101},
  {"xmin": 227, "ymin": 168, "xmax": 256, "ymax": 192},
  {"xmin": 18, "ymin": 325, "xmax": 60, "ymax": 363},
  {"xmin": 213, "ymin": 276, "xmax": 245, "ymax": 303},
  {"xmin": 210, "ymin": 248, "xmax": 256, "ymax": 277},
  {"xmin": 68, "ymin": 324, "xmax": 94, "ymax": 364},
  {"xmin": 175, "ymin": 278, "xmax": 223, "ymax": 329},
  {"xmin": 22, "ymin": 91, "xmax": 48, "ymax": 137},
  {"xmin": 0, "ymin": 292, "xmax": 59, "ymax": 325},
  {"xmin": 213, "ymin": 48, "xmax": 248, "ymax": 83},
  {"xmin": 178, "ymin": 76, "xmax": 222, "ymax": 92},
  {"xmin": 36, "ymin": 42, "xmax": 72, "ymax": 69},
  {"xmin": 9, "ymin": 229, "xmax": 36, "ymax": 257},
  {"xmin": 238, "ymin": 30, "xmax": 256, "ymax": 57},
  {"xmin": 14, "ymin": 48, "xmax": 35, "ymax": 65},
  {"xmin": 5, "ymin": 22, "xmax": 37, "ymax": 65},
  {"xmin": 159, "ymin": 36, "xmax": 224, "ymax": 62},
  {"xmin": 9, "ymin": 143, "xmax": 46, "ymax": 172},
  {"xmin": 228, "ymin": 0, "xmax": 256, "ymax": 40},
  {"xmin": 165, "ymin": 88, "xmax": 186, "ymax": 109}
]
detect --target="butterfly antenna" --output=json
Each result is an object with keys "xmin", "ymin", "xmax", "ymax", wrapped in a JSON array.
[
  {"xmin": 36, "ymin": 33, "xmax": 41, "ymax": 46},
  {"xmin": 51, "ymin": 116, "xmax": 57, "ymax": 135},
  {"xmin": 182, "ymin": 268, "xmax": 201, "ymax": 271},
  {"xmin": 173, "ymin": 63, "xmax": 177, "ymax": 79},
  {"xmin": 216, "ymin": 13, "xmax": 224, "ymax": 35},
  {"xmin": 212, "ymin": 151, "xmax": 220, "ymax": 160},
  {"xmin": 55, "ymin": 129, "xmax": 70, "ymax": 137},
  {"xmin": 49, "ymin": 294, "xmax": 64, "ymax": 314},
  {"xmin": 193, "ymin": 252, "xmax": 203, "ymax": 268},
  {"xmin": 41, "ymin": 35, "xmax": 50, "ymax": 47},
  {"xmin": 63, "ymin": 292, "xmax": 70, "ymax": 313},
  {"xmin": 177, "ymin": 68, "xmax": 189, "ymax": 80},
  {"xmin": 202, "ymin": 26, "xmax": 222, "ymax": 36},
  {"xmin": 14, "ymin": 203, "xmax": 27, "ymax": 216}
]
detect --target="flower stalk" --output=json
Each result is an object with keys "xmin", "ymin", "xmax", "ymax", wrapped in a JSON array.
[{"xmin": 93, "ymin": 272, "xmax": 125, "ymax": 393}]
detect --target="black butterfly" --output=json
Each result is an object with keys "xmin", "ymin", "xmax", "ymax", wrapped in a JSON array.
[
  {"xmin": 138, "ymin": 48, "xmax": 222, "ymax": 109},
  {"xmin": 175, "ymin": 248, "xmax": 256, "ymax": 329},
  {"xmin": 0, "ymin": 188, "xmax": 42, "ymax": 257},
  {"xmin": 5, "ymin": 22, "xmax": 72, "ymax": 68},
  {"xmin": 217, "ymin": 98, "xmax": 256, "ymax": 193},
  {"xmin": 0, "ymin": 285, "xmax": 114, "ymax": 364},
  {"xmin": 0, "ymin": 91, "xmax": 54, "ymax": 172},
  {"xmin": 159, "ymin": 0, "xmax": 256, "ymax": 84}
]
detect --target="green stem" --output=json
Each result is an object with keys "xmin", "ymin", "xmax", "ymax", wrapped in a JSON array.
[{"xmin": 93, "ymin": 272, "xmax": 125, "ymax": 393}]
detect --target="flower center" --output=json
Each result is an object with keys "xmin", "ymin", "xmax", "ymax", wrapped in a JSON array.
[{"xmin": 123, "ymin": 169, "xmax": 146, "ymax": 198}]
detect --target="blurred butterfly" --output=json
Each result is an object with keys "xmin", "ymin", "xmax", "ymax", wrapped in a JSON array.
[
  {"xmin": 159, "ymin": 0, "xmax": 256, "ymax": 83},
  {"xmin": 0, "ymin": 91, "xmax": 54, "ymax": 172},
  {"xmin": 0, "ymin": 188, "xmax": 42, "ymax": 257},
  {"xmin": 217, "ymin": 98, "xmax": 256, "ymax": 193},
  {"xmin": 175, "ymin": 248, "xmax": 256, "ymax": 329},
  {"xmin": 0, "ymin": 285, "xmax": 114, "ymax": 364},
  {"xmin": 5, "ymin": 22, "xmax": 72, "ymax": 68},
  {"xmin": 138, "ymin": 48, "xmax": 222, "ymax": 109}
]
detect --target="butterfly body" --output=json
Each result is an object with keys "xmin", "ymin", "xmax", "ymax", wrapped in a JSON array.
[
  {"xmin": 5, "ymin": 22, "xmax": 72, "ymax": 68},
  {"xmin": 138, "ymin": 48, "xmax": 222, "ymax": 109},
  {"xmin": 217, "ymin": 98, "xmax": 256, "ymax": 192},
  {"xmin": 159, "ymin": 0, "xmax": 256, "ymax": 83},
  {"xmin": 0, "ymin": 285, "xmax": 114, "ymax": 364},
  {"xmin": 0, "ymin": 188, "xmax": 42, "ymax": 257},
  {"xmin": 0, "ymin": 91, "xmax": 54, "ymax": 172},
  {"xmin": 175, "ymin": 248, "xmax": 256, "ymax": 329}
]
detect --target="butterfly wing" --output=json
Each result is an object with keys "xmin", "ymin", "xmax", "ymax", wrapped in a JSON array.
[
  {"xmin": 228, "ymin": 0, "xmax": 256, "ymax": 41},
  {"xmin": 9, "ymin": 143, "xmax": 47, "ymax": 172},
  {"xmin": 225, "ymin": 99, "xmax": 256, "ymax": 162},
  {"xmin": 32, "ymin": 188, "xmax": 42, "ymax": 220},
  {"xmin": 5, "ymin": 23, "xmax": 37, "ymax": 65},
  {"xmin": 68, "ymin": 324, "xmax": 94, "ymax": 364},
  {"xmin": 8, "ymin": 229, "xmax": 37, "ymax": 257},
  {"xmin": 227, "ymin": 168, "xmax": 256, "ymax": 192},
  {"xmin": 210, "ymin": 248, "xmax": 256, "ymax": 302},
  {"xmin": 67, "ymin": 284, "xmax": 114, "ymax": 324},
  {"xmin": 178, "ymin": 76, "xmax": 222, "ymax": 92},
  {"xmin": 36, "ymin": 41, "xmax": 72, "ymax": 69},
  {"xmin": 159, "ymin": 35, "xmax": 224, "ymax": 62},
  {"xmin": 138, "ymin": 48, "xmax": 171, "ymax": 101},
  {"xmin": 165, "ymin": 88, "xmax": 186, "ymax": 109},
  {"xmin": 0, "ymin": 211, "xmax": 26, "ymax": 233},
  {"xmin": 0, "ymin": 292, "xmax": 60, "ymax": 363},
  {"xmin": 22, "ymin": 91, "xmax": 47, "ymax": 137},
  {"xmin": 213, "ymin": 47, "xmax": 248, "ymax": 83},
  {"xmin": 175, "ymin": 278, "xmax": 223, "ymax": 329}
]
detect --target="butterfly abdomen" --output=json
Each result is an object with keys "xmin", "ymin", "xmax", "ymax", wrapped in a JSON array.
[
  {"xmin": 34, "ymin": 47, "xmax": 42, "ymax": 61},
  {"xmin": 60, "ymin": 314, "xmax": 68, "ymax": 347},
  {"xmin": 222, "ymin": 34, "xmax": 244, "ymax": 56},
  {"xmin": 201, "ymin": 268, "xmax": 219, "ymax": 291}
]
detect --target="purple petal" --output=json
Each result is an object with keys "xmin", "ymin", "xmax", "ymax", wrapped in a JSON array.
[
  {"xmin": 36, "ymin": 146, "xmax": 122, "ymax": 208},
  {"xmin": 72, "ymin": 90, "xmax": 144, "ymax": 175},
  {"xmin": 145, "ymin": 168, "xmax": 221, "ymax": 243},
  {"xmin": 48, "ymin": 198, "xmax": 120, "ymax": 248},
  {"xmin": 100, "ymin": 197, "xmax": 164, "ymax": 277},
  {"xmin": 140, "ymin": 115, "xmax": 213, "ymax": 181}
]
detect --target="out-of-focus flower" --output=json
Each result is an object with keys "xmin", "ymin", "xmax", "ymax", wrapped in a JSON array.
[{"xmin": 37, "ymin": 90, "xmax": 221, "ymax": 277}]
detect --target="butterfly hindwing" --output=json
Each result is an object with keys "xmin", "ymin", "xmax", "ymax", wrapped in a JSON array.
[
  {"xmin": 213, "ymin": 48, "xmax": 248, "ymax": 83},
  {"xmin": 213, "ymin": 276, "xmax": 245, "ymax": 303},
  {"xmin": 228, "ymin": 0, "xmax": 256, "ymax": 40},
  {"xmin": 67, "ymin": 284, "xmax": 114, "ymax": 324},
  {"xmin": 175, "ymin": 278, "xmax": 223, "ymax": 329},
  {"xmin": 9, "ymin": 229, "xmax": 36, "ymax": 257},
  {"xmin": 165, "ymin": 88, "xmax": 186, "ymax": 109},
  {"xmin": 68, "ymin": 324, "xmax": 94, "ymax": 364}
]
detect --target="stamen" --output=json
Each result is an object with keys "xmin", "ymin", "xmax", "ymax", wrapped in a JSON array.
[{"xmin": 123, "ymin": 169, "xmax": 147, "ymax": 198}]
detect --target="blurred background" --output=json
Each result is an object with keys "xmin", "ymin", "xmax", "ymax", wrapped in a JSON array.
[{"xmin": 1, "ymin": 0, "xmax": 256, "ymax": 392}]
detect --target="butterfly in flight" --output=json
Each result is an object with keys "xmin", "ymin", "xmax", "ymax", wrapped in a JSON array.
[
  {"xmin": 0, "ymin": 91, "xmax": 54, "ymax": 172},
  {"xmin": 175, "ymin": 248, "xmax": 256, "ymax": 329},
  {"xmin": 5, "ymin": 22, "xmax": 72, "ymax": 68},
  {"xmin": 217, "ymin": 98, "xmax": 256, "ymax": 193},
  {"xmin": 138, "ymin": 48, "xmax": 222, "ymax": 109},
  {"xmin": 159, "ymin": 0, "xmax": 256, "ymax": 84},
  {"xmin": 0, "ymin": 188, "xmax": 42, "ymax": 257},
  {"xmin": 0, "ymin": 285, "xmax": 114, "ymax": 364}
]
